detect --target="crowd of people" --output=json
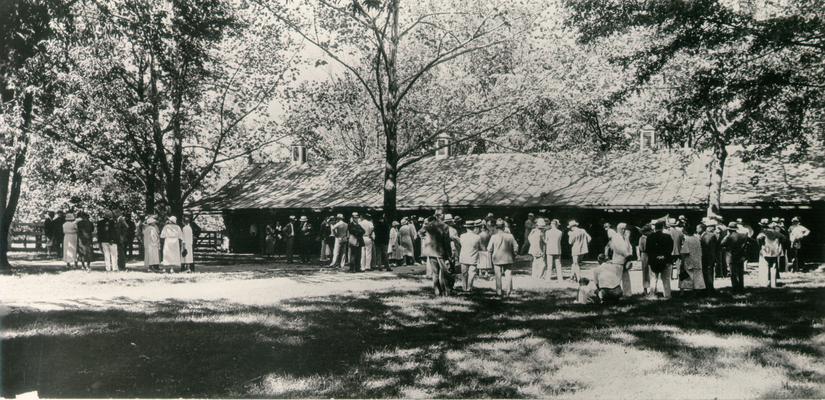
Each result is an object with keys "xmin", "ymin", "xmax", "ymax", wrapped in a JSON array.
[
  {"xmin": 577, "ymin": 214, "xmax": 811, "ymax": 304},
  {"xmin": 44, "ymin": 205, "xmax": 813, "ymax": 302},
  {"xmin": 288, "ymin": 210, "xmax": 812, "ymax": 300},
  {"xmin": 44, "ymin": 208, "xmax": 202, "ymax": 273}
]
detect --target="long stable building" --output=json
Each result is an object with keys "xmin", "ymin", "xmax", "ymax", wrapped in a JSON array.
[{"xmin": 195, "ymin": 145, "xmax": 825, "ymax": 261}]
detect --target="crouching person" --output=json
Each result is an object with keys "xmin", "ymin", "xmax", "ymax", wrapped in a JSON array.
[
  {"xmin": 576, "ymin": 277, "xmax": 599, "ymax": 304},
  {"xmin": 592, "ymin": 254, "xmax": 624, "ymax": 304}
]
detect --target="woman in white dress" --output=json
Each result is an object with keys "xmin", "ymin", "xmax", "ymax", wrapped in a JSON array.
[
  {"xmin": 62, "ymin": 213, "xmax": 78, "ymax": 269},
  {"xmin": 160, "ymin": 216, "xmax": 185, "ymax": 273},
  {"xmin": 388, "ymin": 221, "xmax": 404, "ymax": 266},
  {"xmin": 182, "ymin": 215, "xmax": 195, "ymax": 272},
  {"xmin": 143, "ymin": 216, "xmax": 161, "ymax": 271}
]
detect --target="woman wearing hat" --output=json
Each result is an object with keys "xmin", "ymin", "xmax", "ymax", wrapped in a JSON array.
[
  {"xmin": 75, "ymin": 212, "xmax": 94, "ymax": 271},
  {"xmin": 528, "ymin": 218, "xmax": 547, "ymax": 279},
  {"xmin": 398, "ymin": 217, "xmax": 416, "ymax": 266},
  {"xmin": 160, "ymin": 216, "xmax": 185, "ymax": 273},
  {"xmin": 62, "ymin": 213, "xmax": 79, "ymax": 269},
  {"xmin": 477, "ymin": 219, "xmax": 494, "ymax": 279},
  {"xmin": 143, "ymin": 215, "xmax": 161, "ymax": 271},
  {"xmin": 388, "ymin": 221, "xmax": 404, "ymax": 266}
]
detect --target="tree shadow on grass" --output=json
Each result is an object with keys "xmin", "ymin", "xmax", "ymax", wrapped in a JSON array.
[{"xmin": 2, "ymin": 282, "xmax": 824, "ymax": 398}]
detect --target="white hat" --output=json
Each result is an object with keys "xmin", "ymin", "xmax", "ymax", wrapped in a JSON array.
[
  {"xmin": 567, "ymin": 220, "xmax": 578, "ymax": 228},
  {"xmin": 168, "ymin": 216, "xmax": 177, "ymax": 224},
  {"xmin": 535, "ymin": 218, "xmax": 548, "ymax": 228},
  {"xmin": 443, "ymin": 214, "xmax": 454, "ymax": 223},
  {"xmin": 299, "ymin": 216, "xmax": 308, "ymax": 222}
]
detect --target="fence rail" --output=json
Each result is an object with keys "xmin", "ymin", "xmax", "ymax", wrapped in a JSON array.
[{"xmin": 9, "ymin": 223, "xmax": 224, "ymax": 253}]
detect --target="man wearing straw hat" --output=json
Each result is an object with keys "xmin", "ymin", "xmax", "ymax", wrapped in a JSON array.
[
  {"xmin": 97, "ymin": 210, "xmax": 119, "ymax": 272},
  {"xmin": 645, "ymin": 220, "xmax": 675, "ymax": 299},
  {"xmin": 788, "ymin": 216, "xmax": 810, "ymax": 272},
  {"xmin": 721, "ymin": 221, "xmax": 750, "ymax": 292},
  {"xmin": 284, "ymin": 215, "xmax": 296, "ymax": 263},
  {"xmin": 667, "ymin": 217, "xmax": 685, "ymax": 280},
  {"xmin": 298, "ymin": 215, "xmax": 312, "ymax": 264},
  {"xmin": 359, "ymin": 213, "xmax": 375, "ymax": 271},
  {"xmin": 488, "ymin": 218, "xmax": 519, "ymax": 298},
  {"xmin": 544, "ymin": 219, "xmax": 564, "ymax": 281},
  {"xmin": 458, "ymin": 220, "xmax": 483, "ymax": 292},
  {"xmin": 699, "ymin": 218, "xmax": 720, "ymax": 290},
  {"xmin": 528, "ymin": 218, "xmax": 547, "ymax": 278},
  {"xmin": 568, "ymin": 220, "xmax": 591, "ymax": 282}
]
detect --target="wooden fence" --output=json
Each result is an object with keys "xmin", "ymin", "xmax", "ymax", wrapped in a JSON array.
[{"xmin": 9, "ymin": 223, "xmax": 224, "ymax": 253}]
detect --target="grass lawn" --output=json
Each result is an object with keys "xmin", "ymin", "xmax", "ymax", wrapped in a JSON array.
[{"xmin": 2, "ymin": 253, "xmax": 824, "ymax": 398}]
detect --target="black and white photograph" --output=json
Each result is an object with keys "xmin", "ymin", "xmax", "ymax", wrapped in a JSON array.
[{"xmin": 1, "ymin": 0, "xmax": 824, "ymax": 398}]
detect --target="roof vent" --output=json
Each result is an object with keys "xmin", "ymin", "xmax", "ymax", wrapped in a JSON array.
[
  {"xmin": 435, "ymin": 133, "xmax": 451, "ymax": 159},
  {"xmin": 290, "ymin": 143, "xmax": 307, "ymax": 166},
  {"xmin": 639, "ymin": 125, "xmax": 656, "ymax": 151}
]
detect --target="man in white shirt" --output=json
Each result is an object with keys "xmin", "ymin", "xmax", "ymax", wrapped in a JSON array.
[
  {"xmin": 328, "ymin": 214, "xmax": 349, "ymax": 269},
  {"xmin": 359, "ymin": 213, "xmax": 375, "ymax": 271},
  {"xmin": 788, "ymin": 217, "xmax": 810, "ymax": 272},
  {"xmin": 592, "ymin": 255, "xmax": 624, "ymax": 303},
  {"xmin": 458, "ymin": 220, "xmax": 483, "ymax": 292},
  {"xmin": 544, "ymin": 219, "xmax": 563, "ymax": 281}
]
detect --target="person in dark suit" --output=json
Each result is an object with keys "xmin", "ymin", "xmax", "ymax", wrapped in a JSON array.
[
  {"xmin": 115, "ymin": 208, "xmax": 130, "ymax": 270},
  {"xmin": 721, "ymin": 222, "xmax": 750, "ymax": 292},
  {"xmin": 347, "ymin": 213, "xmax": 365, "ymax": 272},
  {"xmin": 298, "ymin": 216, "xmax": 312, "ymax": 263},
  {"xmin": 644, "ymin": 221, "xmax": 676, "ymax": 299},
  {"xmin": 284, "ymin": 216, "xmax": 296, "ymax": 263},
  {"xmin": 699, "ymin": 221, "xmax": 720, "ymax": 291}
]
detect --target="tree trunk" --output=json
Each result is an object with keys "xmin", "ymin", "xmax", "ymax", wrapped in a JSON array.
[
  {"xmin": 0, "ymin": 92, "xmax": 33, "ymax": 272},
  {"xmin": 707, "ymin": 134, "xmax": 727, "ymax": 216},
  {"xmin": 144, "ymin": 169, "xmax": 156, "ymax": 214},
  {"xmin": 381, "ymin": 0, "xmax": 400, "ymax": 223},
  {"xmin": 383, "ymin": 127, "xmax": 398, "ymax": 223}
]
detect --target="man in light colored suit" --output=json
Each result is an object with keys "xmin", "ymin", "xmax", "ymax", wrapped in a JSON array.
[
  {"xmin": 360, "ymin": 213, "xmax": 375, "ymax": 271},
  {"xmin": 568, "ymin": 220, "xmax": 591, "ymax": 282},
  {"xmin": 544, "ymin": 219, "xmax": 563, "ymax": 281},
  {"xmin": 328, "ymin": 214, "xmax": 349, "ymax": 269}
]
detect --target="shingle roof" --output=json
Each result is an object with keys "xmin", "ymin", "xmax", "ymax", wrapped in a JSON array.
[{"xmin": 193, "ymin": 148, "xmax": 825, "ymax": 211}]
